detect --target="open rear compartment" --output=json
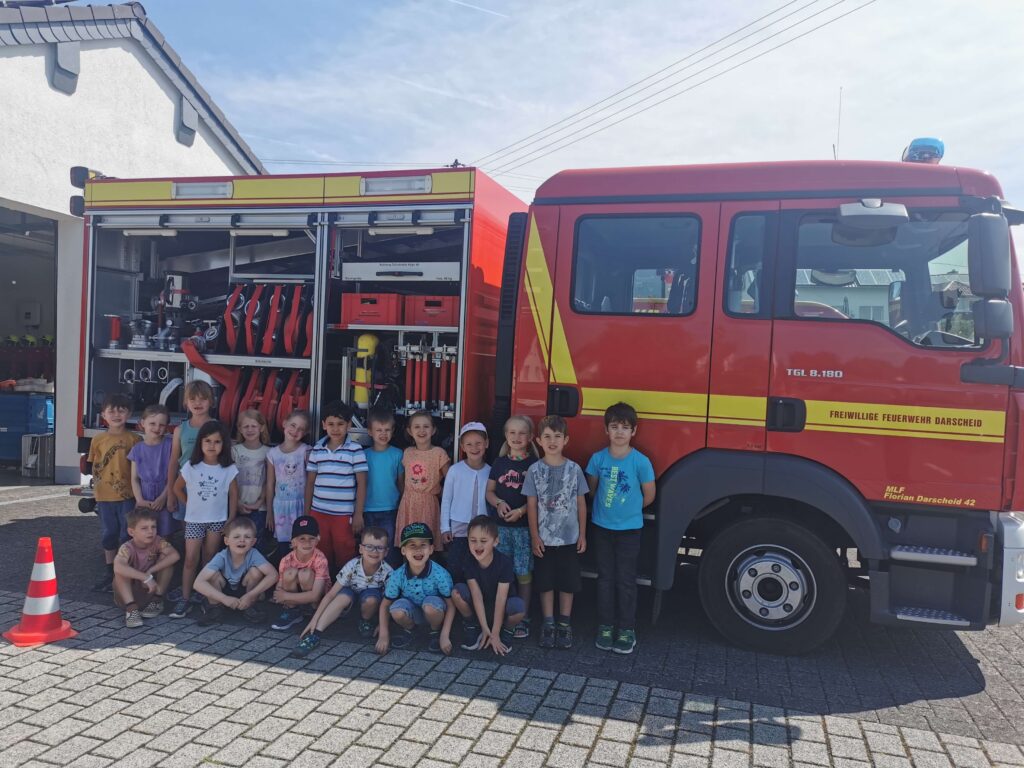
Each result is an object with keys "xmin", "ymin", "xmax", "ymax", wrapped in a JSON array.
[
  {"xmin": 82, "ymin": 213, "xmax": 317, "ymax": 447},
  {"xmin": 323, "ymin": 211, "xmax": 467, "ymax": 451}
]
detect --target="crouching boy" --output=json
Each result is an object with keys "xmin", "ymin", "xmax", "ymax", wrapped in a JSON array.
[
  {"xmin": 452, "ymin": 515, "xmax": 525, "ymax": 655},
  {"xmin": 271, "ymin": 516, "xmax": 330, "ymax": 631},
  {"xmin": 194, "ymin": 516, "xmax": 277, "ymax": 624},
  {"xmin": 293, "ymin": 526, "xmax": 393, "ymax": 657},
  {"xmin": 113, "ymin": 507, "xmax": 180, "ymax": 627},
  {"xmin": 376, "ymin": 523, "xmax": 455, "ymax": 655}
]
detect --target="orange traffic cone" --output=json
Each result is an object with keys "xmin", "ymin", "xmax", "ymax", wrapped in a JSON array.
[{"xmin": 3, "ymin": 537, "xmax": 77, "ymax": 647}]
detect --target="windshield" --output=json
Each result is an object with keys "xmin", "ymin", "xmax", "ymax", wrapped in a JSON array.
[{"xmin": 794, "ymin": 212, "xmax": 979, "ymax": 348}]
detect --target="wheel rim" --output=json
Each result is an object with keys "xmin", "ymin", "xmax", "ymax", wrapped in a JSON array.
[{"xmin": 725, "ymin": 544, "xmax": 817, "ymax": 630}]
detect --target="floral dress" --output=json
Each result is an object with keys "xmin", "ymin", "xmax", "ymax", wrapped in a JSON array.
[{"xmin": 395, "ymin": 446, "xmax": 450, "ymax": 550}]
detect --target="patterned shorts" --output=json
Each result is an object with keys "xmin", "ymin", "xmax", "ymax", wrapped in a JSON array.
[
  {"xmin": 498, "ymin": 526, "xmax": 533, "ymax": 579},
  {"xmin": 184, "ymin": 520, "xmax": 226, "ymax": 540}
]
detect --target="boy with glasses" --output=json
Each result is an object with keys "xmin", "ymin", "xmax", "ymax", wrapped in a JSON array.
[{"xmin": 293, "ymin": 526, "xmax": 393, "ymax": 657}]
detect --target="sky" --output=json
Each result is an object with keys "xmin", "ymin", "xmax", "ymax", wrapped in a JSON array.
[{"xmin": 138, "ymin": 0, "xmax": 1024, "ymax": 236}]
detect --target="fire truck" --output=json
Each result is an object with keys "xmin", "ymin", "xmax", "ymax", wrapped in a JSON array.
[{"xmin": 74, "ymin": 143, "xmax": 1024, "ymax": 652}]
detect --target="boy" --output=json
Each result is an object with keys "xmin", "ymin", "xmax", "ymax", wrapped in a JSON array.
[
  {"xmin": 375, "ymin": 523, "xmax": 455, "ymax": 655},
  {"xmin": 112, "ymin": 507, "xmax": 180, "ymax": 627},
  {"xmin": 363, "ymin": 409, "xmax": 403, "ymax": 562},
  {"xmin": 305, "ymin": 400, "xmax": 368, "ymax": 572},
  {"xmin": 586, "ymin": 402, "xmax": 656, "ymax": 655},
  {"xmin": 193, "ymin": 516, "xmax": 278, "ymax": 625},
  {"xmin": 451, "ymin": 515, "xmax": 525, "ymax": 655},
  {"xmin": 293, "ymin": 526, "xmax": 393, "ymax": 657},
  {"xmin": 440, "ymin": 422, "xmax": 490, "ymax": 584},
  {"xmin": 88, "ymin": 392, "xmax": 142, "ymax": 591},
  {"xmin": 524, "ymin": 415, "xmax": 588, "ymax": 649},
  {"xmin": 270, "ymin": 516, "xmax": 330, "ymax": 631}
]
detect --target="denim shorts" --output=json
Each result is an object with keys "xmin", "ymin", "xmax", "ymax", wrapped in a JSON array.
[
  {"xmin": 390, "ymin": 594, "xmax": 446, "ymax": 625},
  {"xmin": 339, "ymin": 586, "xmax": 382, "ymax": 614},
  {"xmin": 498, "ymin": 526, "xmax": 533, "ymax": 578},
  {"xmin": 96, "ymin": 499, "xmax": 134, "ymax": 551},
  {"xmin": 453, "ymin": 583, "xmax": 525, "ymax": 619}
]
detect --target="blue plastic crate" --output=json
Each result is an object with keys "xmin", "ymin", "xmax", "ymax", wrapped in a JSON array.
[{"xmin": 0, "ymin": 393, "xmax": 55, "ymax": 461}]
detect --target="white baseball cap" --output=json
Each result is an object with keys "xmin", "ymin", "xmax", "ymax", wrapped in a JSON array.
[{"xmin": 459, "ymin": 421, "xmax": 488, "ymax": 438}]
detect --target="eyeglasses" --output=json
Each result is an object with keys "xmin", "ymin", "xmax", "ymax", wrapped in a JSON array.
[{"xmin": 361, "ymin": 544, "xmax": 388, "ymax": 553}]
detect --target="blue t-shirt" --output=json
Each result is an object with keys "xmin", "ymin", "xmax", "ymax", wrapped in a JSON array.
[
  {"xmin": 585, "ymin": 448, "xmax": 655, "ymax": 531},
  {"xmin": 365, "ymin": 445, "xmax": 403, "ymax": 513},
  {"xmin": 203, "ymin": 548, "xmax": 269, "ymax": 587},
  {"xmin": 384, "ymin": 561, "xmax": 453, "ymax": 606}
]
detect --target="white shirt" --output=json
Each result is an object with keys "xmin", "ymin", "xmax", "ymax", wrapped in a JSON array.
[
  {"xmin": 441, "ymin": 461, "xmax": 490, "ymax": 535},
  {"xmin": 180, "ymin": 462, "xmax": 238, "ymax": 523}
]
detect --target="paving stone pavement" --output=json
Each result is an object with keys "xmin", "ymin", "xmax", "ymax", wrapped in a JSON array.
[{"xmin": 1, "ymin": 590, "xmax": 1023, "ymax": 768}]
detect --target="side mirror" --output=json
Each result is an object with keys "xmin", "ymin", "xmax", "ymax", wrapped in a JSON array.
[
  {"xmin": 972, "ymin": 298, "xmax": 1013, "ymax": 340},
  {"xmin": 968, "ymin": 213, "xmax": 1010, "ymax": 297}
]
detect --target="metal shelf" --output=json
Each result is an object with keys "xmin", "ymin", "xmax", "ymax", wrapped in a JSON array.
[
  {"xmin": 94, "ymin": 348, "xmax": 311, "ymax": 369},
  {"xmin": 327, "ymin": 324, "xmax": 458, "ymax": 333}
]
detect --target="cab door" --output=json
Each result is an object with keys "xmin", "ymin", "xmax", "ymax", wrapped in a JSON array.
[
  {"xmin": 544, "ymin": 204, "xmax": 720, "ymax": 472},
  {"xmin": 766, "ymin": 199, "xmax": 1009, "ymax": 510},
  {"xmin": 707, "ymin": 203, "xmax": 780, "ymax": 451}
]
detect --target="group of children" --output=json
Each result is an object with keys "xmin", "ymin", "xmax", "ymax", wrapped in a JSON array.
[{"xmin": 89, "ymin": 380, "xmax": 656, "ymax": 656}]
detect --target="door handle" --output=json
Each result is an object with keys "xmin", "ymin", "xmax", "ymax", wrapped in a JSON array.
[
  {"xmin": 766, "ymin": 397, "xmax": 806, "ymax": 432},
  {"xmin": 547, "ymin": 385, "xmax": 580, "ymax": 417}
]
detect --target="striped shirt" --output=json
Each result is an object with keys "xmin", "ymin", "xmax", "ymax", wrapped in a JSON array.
[{"xmin": 306, "ymin": 438, "xmax": 368, "ymax": 516}]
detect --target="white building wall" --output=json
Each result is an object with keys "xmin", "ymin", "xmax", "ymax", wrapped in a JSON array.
[{"xmin": 0, "ymin": 40, "xmax": 250, "ymax": 483}]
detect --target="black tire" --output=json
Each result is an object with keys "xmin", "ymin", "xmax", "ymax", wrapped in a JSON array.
[{"xmin": 698, "ymin": 516, "xmax": 846, "ymax": 655}]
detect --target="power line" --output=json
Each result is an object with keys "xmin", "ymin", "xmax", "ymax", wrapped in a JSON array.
[
  {"xmin": 487, "ymin": 0, "xmax": 877, "ymax": 175},
  {"xmin": 470, "ymin": 0, "xmax": 813, "ymax": 167}
]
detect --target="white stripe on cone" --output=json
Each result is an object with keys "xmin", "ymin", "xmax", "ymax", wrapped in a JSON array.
[
  {"xmin": 30, "ymin": 561, "xmax": 56, "ymax": 582},
  {"xmin": 22, "ymin": 594, "xmax": 60, "ymax": 616}
]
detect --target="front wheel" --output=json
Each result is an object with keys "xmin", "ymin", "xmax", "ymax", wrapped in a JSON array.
[{"xmin": 698, "ymin": 517, "xmax": 846, "ymax": 654}]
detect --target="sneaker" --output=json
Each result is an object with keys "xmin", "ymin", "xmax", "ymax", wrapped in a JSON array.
[
  {"xmin": 168, "ymin": 599, "xmax": 191, "ymax": 619},
  {"xmin": 499, "ymin": 627, "xmax": 515, "ymax": 650},
  {"xmin": 190, "ymin": 592, "xmax": 205, "ymax": 605},
  {"xmin": 555, "ymin": 623, "xmax": 573, "ymax": 650},
  {"xmin": 513, "ymin": 617, "xmax": 530, "ymax": 640},
  {"xmin": 612, "ymin": 628, "xmax": 636, "ymax": 655},
  {"xmin": 243, "ymin": 603, "xmax": 267, "ymax": 625},
  {"xmin": 460, "ymin": 623, "xmax": 483, "ymax": 651},
  {"xmin": 124, "ymin": 608, "xmax": 143, "ymax": 629},
  {"xmin": 197, "ymin": 604, "xmax": 224, "ymax": 627},
  {"xmin": 428, "ymin": 630, "xmax": 443, "ymax": 653},
  {"xmin": 595, "ymin": 624, "xmax": 614, "ymax": 651},
  {"xmin": 357, "ymin": 620, "xmax": 376, "ymax": 640},
  {"xmin": 166, "ymin": 586, "xmax": 183, "ymax": 603},
  {"xmin": 293, "ymin": 632, "xmax": 320, "ymax": 658},
  {"xmin": 391, "ymin": 627, "xmax": 415, "ymax": 649},
  {"xmin": 141, "ymin": 598, "xmax": 164, "ymax": 619},
  {"xmin": 91, "ymin": 571, "xmax": 113, "ymax": 592},
  {"xmin": 271, "ymin": 608, "xmax": 304, "ymax": 631},
  {"xmin": 538, "ymin": 622, "xmax": 556, "ymax": 649}
]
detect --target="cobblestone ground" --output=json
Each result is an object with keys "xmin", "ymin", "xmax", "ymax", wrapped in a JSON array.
[{"xmin": 1, "ymin": 485, "xmax": 1023, "ymax": 767}]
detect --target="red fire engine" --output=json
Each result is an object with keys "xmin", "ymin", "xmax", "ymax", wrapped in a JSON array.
[{"xmin": 74, "ymin": 144, "xmax": 1024, "ymax": 652}]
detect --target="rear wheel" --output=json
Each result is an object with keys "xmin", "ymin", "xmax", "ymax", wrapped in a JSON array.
[{"xmin": 698, "ymin": 516, "xmax": 846, "ymax": 654}]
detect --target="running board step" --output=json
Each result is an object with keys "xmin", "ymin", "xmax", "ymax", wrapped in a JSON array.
[
  {"xmin": 890, "ymin": 545, "xmax": 977, "ymax": 567},
  {"xmin": 894, "ymin": 606, "xmax": 971, "ymax": 627}
]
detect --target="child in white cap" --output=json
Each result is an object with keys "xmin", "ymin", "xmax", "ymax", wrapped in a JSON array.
[{"xmin": 440, "ymin": 422, "xmax": 490, "ymax": 584}]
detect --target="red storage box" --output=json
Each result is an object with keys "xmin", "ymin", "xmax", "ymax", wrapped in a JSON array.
[
  {"xmin": 341, "ymin": 293, "xmax": 403, "ymax": 326},
  {"xmin": 405, "ymin": 296, "xmax": 459, "ymax": 327}
]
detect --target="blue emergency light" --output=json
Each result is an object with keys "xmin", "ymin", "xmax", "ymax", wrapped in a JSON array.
[{"xmin": 901, "ymin": 137, "xmax": 944, "ymax": 164}]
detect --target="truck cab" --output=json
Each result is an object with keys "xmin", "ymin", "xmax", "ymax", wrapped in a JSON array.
[{"xmin": 501, "ymin": 157, "xmax": 1024, "ymax": 652}]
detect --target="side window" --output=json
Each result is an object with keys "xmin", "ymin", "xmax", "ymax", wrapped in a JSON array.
[
  {"xmin": 725, "ymin": 214, "xmax": 774, "ymax": 317},
  {"xmin": 792, "ymin": 211, "xmax": 980, "ymax": 348},
  {"xmin": 573, "ymin": 216, "xmax": 700, "ymax": 315}
]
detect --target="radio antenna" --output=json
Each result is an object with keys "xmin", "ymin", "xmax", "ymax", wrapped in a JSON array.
[{"xmin": 833, "ymin": 86, "xmax": 843, "ymax": 160}]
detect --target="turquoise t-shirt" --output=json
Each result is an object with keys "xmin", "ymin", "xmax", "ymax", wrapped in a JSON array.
[
  {"xmin": 365, "ymin": 445, "xmax": 403, "ymax": 513},
  {"xmin": 585, "ymin": 448, "xmax": 655, "ymax": 531}
]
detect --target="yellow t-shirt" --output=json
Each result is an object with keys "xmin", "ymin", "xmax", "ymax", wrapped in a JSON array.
[{"xmin": 88, "ymin": 431, "xmax": 141, "ymax": 502}]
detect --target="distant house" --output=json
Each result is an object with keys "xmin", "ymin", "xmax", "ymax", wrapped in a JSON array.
[{"xmin": 0, "ymin": 1, "xmax": 264, "ymax": 482}]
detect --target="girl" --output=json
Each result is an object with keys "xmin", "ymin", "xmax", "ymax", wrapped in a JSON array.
[
  {"xmin": 395, "ymin": 411, "xmax": 450, "ymax": 550},
  {"xmin": 486, "ymin": 415, "xmax": 539, "ymax": 638},
  {"xmin": 266, "ymin": 410, "xmax": 312, "ymax": 556},
  {"xmin": 166, "ymin": 380, "xmax": 214, "ymax": 520},
  {"xmin": 440, "ymin": 422, "xmax": 490, "ymax": 584},
  {"xmin": 169, "ymin": 420, "xmax": 238, "ymax": 618},
  {"xmin": 232, "ymin": 410, "xmax": 271, "ymax": 540},
  {"xmin": 128, "ymin": 404, "xmax": 175, "ymax": 536}
]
